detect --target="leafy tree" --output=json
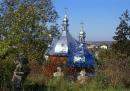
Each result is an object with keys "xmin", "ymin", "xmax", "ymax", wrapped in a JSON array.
[
  {"xmin": 0, "ymin": 0, "xmax": 58, "ymax": 61},
  {"xmin": 0, "ymin": 0, "xmax": 58, "ymax": 89},
  {"xmin": 48, "ymin": 24, "xmax": 61, "ymax": 42},
  {"xmin": 113, "ymin": 10, "xmax": 130, "ymax": 56}
]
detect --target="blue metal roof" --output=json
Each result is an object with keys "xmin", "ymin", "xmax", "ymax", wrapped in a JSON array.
[{"xmin": 47, "ymin": 15, "xmax": 95, "ymax": 68}]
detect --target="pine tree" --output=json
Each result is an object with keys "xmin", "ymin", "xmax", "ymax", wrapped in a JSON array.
[{"xmin": 113, "ymin": 10, "xmax": 130, "ymax": 56}]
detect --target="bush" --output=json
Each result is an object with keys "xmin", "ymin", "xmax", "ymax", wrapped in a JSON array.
[{"xmin": 97, "ymin": 49, "xmax": 130, "ymax": 87}]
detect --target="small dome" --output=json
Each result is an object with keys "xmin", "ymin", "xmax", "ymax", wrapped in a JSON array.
[
  {"xmin": 63, "ymin": 15, "xmax": 68, "ymax": 22},
  {"xmin": 80, "ymin": 31, "xmax": 84, "ymax": 35},
  {"xmin": 80, "ymin": 31, "xmax": 85, "ymax": 35}
]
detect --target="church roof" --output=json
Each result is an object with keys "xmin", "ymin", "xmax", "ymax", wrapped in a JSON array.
[
  {"xmin": 47, "ymin": 30, "xmax": 77, "ymax": 56},
  {"xmin": 47, "ymin": 15, "xmax": 95, "ymax": 68}
]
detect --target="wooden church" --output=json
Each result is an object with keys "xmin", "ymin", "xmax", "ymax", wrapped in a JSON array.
[{"xmin": 44, "ymin": 15, "xmax": 95, "ymax": 78}]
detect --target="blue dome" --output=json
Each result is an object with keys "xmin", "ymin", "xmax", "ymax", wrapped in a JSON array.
[{"xmin": 47, "ymin": 15, "xmax": 95, "ymax": 68}]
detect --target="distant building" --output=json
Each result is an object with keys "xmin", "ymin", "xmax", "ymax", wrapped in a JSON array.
[
  {"xmin": 99, "ymin": 44, "xmax": 108, "ymax": 49},
  {"xmin": 87, "ymin": 44, "xmax": 97, "ymax": 49},
  {"xmin": 87, "ymin": 41, "xmax": 112, "ymax": 48}
]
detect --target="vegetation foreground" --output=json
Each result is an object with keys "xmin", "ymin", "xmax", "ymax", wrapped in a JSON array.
[{"xmin": 0, "ymin": 0, "xmax": 130, "ymax": 91}]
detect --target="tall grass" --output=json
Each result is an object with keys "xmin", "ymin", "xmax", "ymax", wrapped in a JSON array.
[
  {"xmin": 22, "ymin": 69, "xmax": 130, "ymax": 91},
  {"xmin": 46, "ymin": 76, "xmax": 130, "ymax": 91}
]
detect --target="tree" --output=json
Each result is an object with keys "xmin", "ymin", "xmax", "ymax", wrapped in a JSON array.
[
  {"xmin": 49, "ymin": 24, "xmax": 60, "ymax": 41},
  {"xmin": 0, "ymin": 0, "xmax": 58, "ymax": 61},
  {"xmin": 0, "ymin": 0, "xmax": 58, "ymax": 89},
  {"xmin": 112, "ymin": 10, "xmax": 130, "ymax": 56}
]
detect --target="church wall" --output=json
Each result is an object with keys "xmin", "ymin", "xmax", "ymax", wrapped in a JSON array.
[{"xmin": 48, "ymin": 56, "xmax": 67, "ymax": 64}]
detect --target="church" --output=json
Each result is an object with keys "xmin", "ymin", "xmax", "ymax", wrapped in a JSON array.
[{"xmin": 44, "ymin": 15, "xmax": 95, "ymax": 77}]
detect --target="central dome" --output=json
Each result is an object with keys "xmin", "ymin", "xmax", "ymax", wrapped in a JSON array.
[{"xmin": 46, "ymin": 15, "xmax": 95, "ymax": 68}]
